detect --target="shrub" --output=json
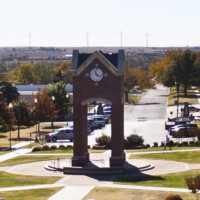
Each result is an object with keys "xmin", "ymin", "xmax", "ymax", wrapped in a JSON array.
[
  {"xmin": 177, "ymin": 143, "xmax": 183, "ymax": 147},
  {"xmin": 181, "ymin": 141, "xmax": 188, "ymax": 146},
  {"xmin": 165, "ymin": 195, "xmax": 183, "ymax": 200},
  {"xmin": 189, "ymin": 141, "xmax": 195, "ymax": 146},
  {"xmin": 59, "ymin": 145, "xmax": 67, "ymax": 149},
  {"xmin": 185, "ymin": 175, "xmax": 200, "ymax": 200},
  {"xmin": 146, "ymin": 144, "xmax": 150, "ymax": 148},
  {"xmin": 42, "ymin": 145, "xmax": 50, "ymax": 151},
  {"xmin": 32, "ymin": 147, "xmax": 42, "ymax": 152},
  {"xmin": 50, "ymin": 145, "xmax": 57, "ymax": 150},
  {"xmin": 160, "ymin": 142, "xmax": 165, "ymax": 147},
  {"xmin": 125, "ymin": 134, "xmax": 144, "ymax": 148},
  {"xmin": 95, "ymin": 134, "xmax": 111, "ymax": 149},
  {"xmin": 153, "ymin": 142, "xmax": 158, "ymax": 147}
]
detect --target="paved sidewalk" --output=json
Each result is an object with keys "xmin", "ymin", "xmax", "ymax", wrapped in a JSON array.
[
  {"xmin": 48, "ymin": 186, "xmax": 94, "ymax": 200},
  {"xmin": 11, "ymin": 141, "xmax": 34, "ymax": 150},
  {"xmin": 0, "ymin": 148, "xmax": 32, "ymax": 163}
]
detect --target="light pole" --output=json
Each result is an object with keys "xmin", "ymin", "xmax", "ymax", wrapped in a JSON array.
[
  {"xmin": 51, "ymin": 96, "xmax": 55, "ymax": 131},
  {"xmin": 34, "ymin": 98, "xmax": 39, "ymax": 137},
  {"xmin": 8, "ymin": 103, "xmax": 13, "ymax": 150},
  {"xmin": 175, "ymin": 81, "xmax": 180, "ymax": 118},
  {"xmin": 66, "ymin": 94, "xmax": 70, "ymax": 126}
]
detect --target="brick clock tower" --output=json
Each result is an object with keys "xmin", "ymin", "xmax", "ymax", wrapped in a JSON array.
[{"xmin": 71, "ymin": 50, "xmax": 125, "ymax": 167}]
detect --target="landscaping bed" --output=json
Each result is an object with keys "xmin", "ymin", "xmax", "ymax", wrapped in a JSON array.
[{"xmin": 83, "ymin": 187, "xmax": 196, "ymax": 200}]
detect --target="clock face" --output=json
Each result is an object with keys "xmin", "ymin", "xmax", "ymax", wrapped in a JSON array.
[{"xmin": 90, "ymin": 67, "xmax": 104, "ymax": 82}]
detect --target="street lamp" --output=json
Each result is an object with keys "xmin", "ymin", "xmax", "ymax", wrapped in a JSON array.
[
  {"xmin": 8, "ymin": 103, "xmax": 13, "ymax": 150},
  {"xmin": 66, "ymin": 94, "xmax": 70, "ymax": 126},
  {"xmin": 51, "ymin": 96, "xmax": 55, "ymax": 131},
  {"xmin": 34, "ymin": 98, "xmax": 39, "ymax": 135},
  {"xmin": 175, "ymin": 81, "xmax": 180, "ymax": 118}
]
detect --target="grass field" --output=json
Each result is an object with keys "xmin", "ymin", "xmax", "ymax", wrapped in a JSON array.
[
  {"xmin": 116, "ymin": 169, "xmax": 200, "ymax": 188},
  {"xmin": 128, "ymin": 94, "xmax": 141, "ymax": 104},
  {"xmin": 83, "ymin": 187, "xmax": 196, "ymax": 200},
  {"xmin": 168, "ymin": 87, "xmax": 198, "ymax": 106},
  {"xmin": 0, "ymin": 151, "xmax": 9, "ymax": 155},
  {"xmin": 130, "ymin": 151, "xmax": 200, "ymax": 164},
  {"xmin": 0, "ymin": 155, "xmax": 71, "ymax": 167},
  {"xmin": 127, "ymin": 146, "xmax": 200, "ymax": 152},
  {"xmin": 0, "ymin": 187, "xmax": 63, "ymax": 200},
  {"xmin": 0, "ymin": 171, "xmax": 61, "ymax": 188},
  {"xmin": 0, "ymin": 123, "xmax": 66, "ymax": 148}
]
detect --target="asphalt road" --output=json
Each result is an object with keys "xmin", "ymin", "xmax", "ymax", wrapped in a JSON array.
[{"xmin": 46, "ymin": 85, "xmax": 169, "ymax": 147}]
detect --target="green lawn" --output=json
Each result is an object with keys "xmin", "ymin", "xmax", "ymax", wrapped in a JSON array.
[
  {"xmin": 0, "ymin": 155, "xmax": 71, "ymax": 167},
  {"xmin": 0, "ymin": 187, "xmax": 63, "ymax": 200},
  {"xmin": 168, "ymin": 87, "xmax": 198, "ymax": 106},
  {"xmin": 0, "ymin": 151, "xmax": 9, "ymax": 155},
  {"xmin": 0, "ymin": 171, "xmax": 61, "ymax": 188},
  {"xmin": 116, "ymin": 169, "xmax": 200, "ymax": 188},
  {"xmin": 127, "ymin": 146, "xmax": 200, "ymax": 153},
  {"xmin": 130, "ymin": 151, "xmax": 200, "ymax": 164}
]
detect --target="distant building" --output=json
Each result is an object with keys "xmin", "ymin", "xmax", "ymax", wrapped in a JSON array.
[
  {"xmin": 14, "ymin": 84, "xmax": 73, "ymax": 103},
  {"xmin": 63, "ymin": 54, "xmax": 72, "ymax": 60}
]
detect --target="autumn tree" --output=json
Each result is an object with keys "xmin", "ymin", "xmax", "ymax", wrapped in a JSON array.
[
  {"xmin": 0, "ymin": 82, "xmax": 19, "ymax": 104},
  {"xmin": 48, "ymin": 81, "xmax": 69, "ymax": 118},
  {"xmin": 33, "ymin": 89, "xmax": 58, "ymax": 131},
  {"xmin": 18, "ymin": 63, "xmax": 35, "ymax": 84},
  {"xmin": 149, "ymin": 50, "xmax": 198, "ymax": 96},
  {"xmin": 12, "ymin": 101, "xmax": 32, "ymax": 138},
  {"xmin": 124, "ymin": 66, "xmax": 138, "ymax": 102},
  {"xmin": 33, "ymin": 62, "xmax": 55, "ymax": 84},
  {"xmin": 54, "ymin": 61, "xmax": 72, "ymax": 84},
  {"xmin": 124, "ymin": 66, "xmax": 154, "ymax": 102},
  {"xmin": 0, "ymin": 93, "xmax": 15, "ymax": 133}
]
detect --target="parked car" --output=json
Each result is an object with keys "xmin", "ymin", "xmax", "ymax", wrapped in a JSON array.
[
  {"xmin": 169, "ymin": 124, "xmax": 190, "ymax": 132},
  {"xmin": 87, "ymin": 114, "xmax": 105, "ymax": 129},
  {"xmin": 46, "ymin": 127, "xmax": 73, "ymax": 142},
  {"xmin": 194, "ymin": 116, "xmax": 200, "ymax": 121},
  {"xmin": 69, "ymin": 124, "xmax": 92, "ymax": 135},
  {"xmin": 188, "ymin": 105, "xmax": 200, "ymax": 112},
  {"xmin": 103, "ymin": 106, "xmax": 111, "ymax": 121}
]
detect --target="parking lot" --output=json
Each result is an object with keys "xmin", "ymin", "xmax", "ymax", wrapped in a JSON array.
[{"xmin": 44, "ymin": 85, "xmax": 169, "ymax": 147}]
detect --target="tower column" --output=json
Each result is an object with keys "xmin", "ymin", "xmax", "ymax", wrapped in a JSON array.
[
  {"xmin": 110, "ymin": 102, "xmax": 125, "ymax": 167},
  {"xmin": 72, "ymin": 103, "xmax": 89, "ymax": 166}
]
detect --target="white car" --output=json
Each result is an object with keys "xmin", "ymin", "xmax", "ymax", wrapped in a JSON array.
[{"xmin": 87, "ymin": 115, "xmax": 105, "ymax": 129}]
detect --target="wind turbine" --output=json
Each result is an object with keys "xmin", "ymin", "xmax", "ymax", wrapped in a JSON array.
[
  {"xmin": 85, "ymin": 32, "xmax": 91, "ymax": 47},
  {"xmin": 119, "ymin": 30, "xmax": 124, "ymax": 47},
  {"xmin": 28, "ymin": 30, "xmax": 34, "ymax": 48},
  {"xmin": 144, "ymin": 30, "xmax": 150, "ymax": 47}
]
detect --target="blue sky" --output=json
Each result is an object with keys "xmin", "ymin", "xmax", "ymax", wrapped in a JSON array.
[{"xmin": 0, "ymin": 0, "xmax": 200, "ymax": 47}]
